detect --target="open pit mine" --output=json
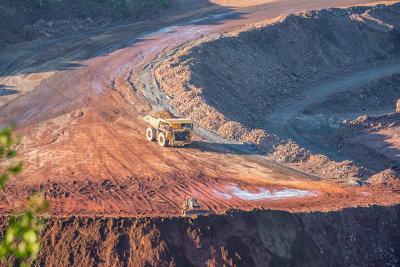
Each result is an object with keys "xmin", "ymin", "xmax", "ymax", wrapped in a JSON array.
[{"xmin": 0, "ymin": 0, "xmax": 400, "ymax": 265}]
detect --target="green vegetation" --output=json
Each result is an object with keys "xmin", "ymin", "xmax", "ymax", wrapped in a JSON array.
[
  {"xmin": 0, "ymin": 126, "xmax": 21, "ymax": 191},
  {"xmin": 0, "ymin": 126, "xmax": 49, "ymax": 266}
]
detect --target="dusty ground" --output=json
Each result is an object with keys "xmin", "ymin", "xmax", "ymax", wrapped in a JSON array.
[
  {"xmin": 0, "ymin": 1, "xmax": 399, "ymax": 266},
  {"xmin": 0, "ymin": 0, "xmax": 399, "ymax": 219}
]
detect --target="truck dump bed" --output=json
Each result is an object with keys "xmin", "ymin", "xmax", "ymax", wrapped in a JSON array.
[
  {"xmin": 143, "ymin": 115, "xmax": 160, "ymax": 129},
  {"xmin": 143, "ymin": 116, "xmax": 194, "ymax": 128}
]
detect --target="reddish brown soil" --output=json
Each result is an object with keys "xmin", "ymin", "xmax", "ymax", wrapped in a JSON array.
[
  {"xmin": 368, "ymin": 169, "xmax": 400, "ymax": 188},
  {"xmin": 0, "ymin": 0, "xmax": 399, "ymax": 218},
  {"xmin": 1, "ymin": 205, "xmax": 399, "ymax": 266},
  {"xmin": 5, "ymin": 93, "xmax": 397, "ymax": 216}
]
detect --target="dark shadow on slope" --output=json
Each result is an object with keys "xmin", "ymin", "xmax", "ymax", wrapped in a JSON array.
[
  {"xmin": 181, "ymin": 3, "xmax": 400, "ymax": 129},
  {"xmin": 56, "ymin": 62, "xmax": 86, "ymax": 71},
  {"xmin": 0, "ymin": 4, "xmax": 246, "ymax": 77},
  {"xmin": 339, "ymin": 133, "xmax": 400, "ymax": 173},
  {"xmin": 0, "ymin": 84, "xmax": 19, "ymax": 96},
  {"xmin": 189, "ymin": 11, "xmax": 247, "ymax": 26},
  {"xmin": 0, "ymin": 2, "xmax": 247, "ymax": 127},
  {"xmin": 188, "ymin": 140, "xmax": 264, "ymax": 155}
]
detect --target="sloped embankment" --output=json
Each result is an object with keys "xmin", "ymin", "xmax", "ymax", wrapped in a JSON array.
[
  {"xmin": 3, "ymin": 205, "xmax": 399, "ymax": 266},
  {"xmin": 305, "ymin": 73, "xmax": 400, "ymax": 115},
  {"xmin": 331, "ymin": 112, "xmax": 400, "ymax": 173},
  {"xmin": 154, "ymin": 3, "xmax": 400, "ymax": 179},
  {"xmin": 303, "ymin": 71, "xmax": 400, "ymax": 175},
  {"xmin": 0, "ymin": 0, "xmax": 176, "ymax": 46}
]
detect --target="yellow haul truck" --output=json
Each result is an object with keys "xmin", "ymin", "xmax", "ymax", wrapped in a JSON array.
[{"xmin": 143, "ymin": 115, "xmax": 194, "ymax": 147}]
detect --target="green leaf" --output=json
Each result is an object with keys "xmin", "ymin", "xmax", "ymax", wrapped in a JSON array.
[
  {"xmin": 23, "ymin": 230, "xmax": 37, "ymax": 244},
  {"xmin": 29, "ymin": 242, "xmax": 40, "ymax": 258},
  {"xmin": 20, "ymin": 215, "xmax": 30, "ymax": 228},
  {"xmin": 17, "ymin": 242, "xmax": 27, "ymax": 254},
  {"xmin": 6, "ymin": 150, "xmax": 16, "ymax": 158},
  {"xmin": 43, "ymin": 200, "xmax": 50, "ymax": 210},
  {"xmin": 0, "ymin": 173, "xmax": 7, "ymax": 190},
  {"xmin": 5, "ymin": 228, "xmax": 15, "ymax": 244},
  {"xmin": 0, "ymin": 135, "xmax": 7, "ymax": 147},
  {"xmin": 0, "ymin": 125, "xmax": 50, "ymax": 262},
  {"xmin": 8, "ymin": 162, "xmax": 22, "ymax": 174}
]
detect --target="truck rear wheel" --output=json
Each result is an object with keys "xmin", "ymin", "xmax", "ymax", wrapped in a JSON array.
[
  {"xmin": 158, "ymin": 132, "xmax": 169, "ymax": 147},
  {"xmin": 146, "ymin": 127, "xmax": 156, "ymax": 141}
]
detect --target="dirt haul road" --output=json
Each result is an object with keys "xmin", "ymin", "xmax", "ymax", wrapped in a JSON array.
[
  {"xmin": 265, "ymin": 64, "xmax": 400, "ymax": 165},
  {"xmin": 0, "ymin": 0, "xmax": 399, "ymax": 217}
]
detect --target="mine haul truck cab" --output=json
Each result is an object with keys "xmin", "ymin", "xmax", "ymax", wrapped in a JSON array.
[{"xmin": 143, "ymin": 115, "xmax": 194, "ymax": 147}]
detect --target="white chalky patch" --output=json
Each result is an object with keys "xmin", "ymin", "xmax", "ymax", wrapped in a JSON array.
[{"xmin": 213, "ymin": 185, "xmax": 318, "ymax": 200}]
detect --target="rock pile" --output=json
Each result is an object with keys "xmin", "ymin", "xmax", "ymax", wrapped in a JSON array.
[{"xmin": 152, "ymin": 109, "xmax": 176, "ymax": 119}]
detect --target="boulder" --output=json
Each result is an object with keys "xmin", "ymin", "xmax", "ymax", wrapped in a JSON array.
[{"xmin": 396, "ymin": 99, "xmax": 400, "ymax": 112}]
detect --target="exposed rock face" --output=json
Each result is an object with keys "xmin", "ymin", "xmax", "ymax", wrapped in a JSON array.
[
  {"xmin": 155, "ymin": 3, "xmax": 400, "ymax": 180},
  {"xmin": 2, "ymin": 205, "xmax": 399, "ymax": 266},
  {"xmin": 156, "ymin": 3, "xmax": 400, "ymax": 134},
  {"xmin": 396, "ymin": 98, "xmax": 400, "ymax": 113}
]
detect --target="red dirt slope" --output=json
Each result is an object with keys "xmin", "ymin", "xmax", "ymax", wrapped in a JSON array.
[{"xmin": 2, "ymin": 205, "xmax": 400, "ymax": 266}]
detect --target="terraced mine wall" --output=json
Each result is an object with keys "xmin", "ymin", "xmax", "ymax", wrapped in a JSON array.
[
  {"xmin": 2, "ymin": 205, "xmax": 399, "ymax": 266},
  {"xmin": 156, "ymin": 3, "xmax": 400, "ymax": 131},
  {"xmin": 154, "ymin": 2, "xmax": 400, "ymax": 179}
]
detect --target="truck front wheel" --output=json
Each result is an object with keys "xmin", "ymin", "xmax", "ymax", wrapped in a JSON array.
[{"xmin": 158, "ymin": 132, "xmax": 169, "ymax": 147}]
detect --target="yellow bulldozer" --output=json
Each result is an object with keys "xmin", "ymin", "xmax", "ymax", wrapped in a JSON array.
[
  {"xmin": 143, "ymin": 112, "xmax": 194, "ymax": 147},
  {"xmin": 181, "ymin": 197, "xmax": 214, "ymax": 217}
]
